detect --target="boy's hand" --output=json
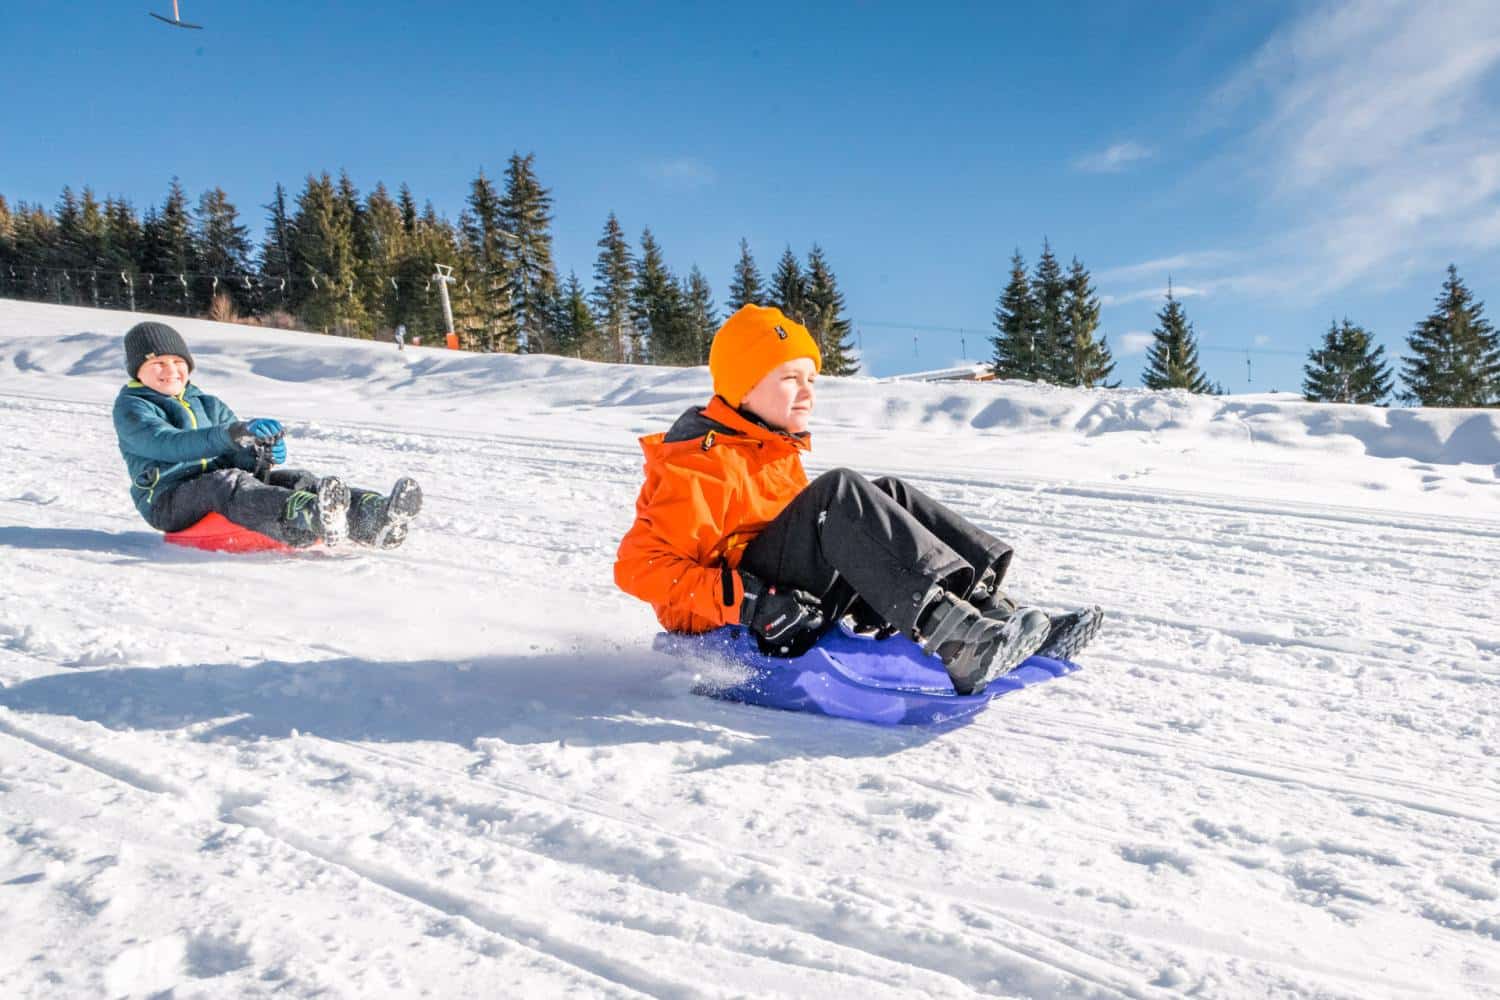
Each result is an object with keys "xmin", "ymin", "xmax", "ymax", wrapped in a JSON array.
[
  {"xmin": 739, "ymin": 572, "xmax": 826, "ymax": 656},
  {"xmin": 227, "ymin": 418, "xmax": 285, "ymax": 449}
]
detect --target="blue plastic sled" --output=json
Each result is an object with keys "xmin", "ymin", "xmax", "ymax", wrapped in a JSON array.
[{"xmin": 654, "ymin": 622, "xmax": 1080, "ymax": 726}]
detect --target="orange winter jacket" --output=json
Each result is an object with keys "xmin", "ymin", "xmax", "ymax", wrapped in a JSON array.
[{"xmin": 615, "ymin": 396, "xmax": 811, "ymax": 633}]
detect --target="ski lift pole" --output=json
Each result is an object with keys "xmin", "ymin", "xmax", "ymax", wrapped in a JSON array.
[{"xmin": 433, "ymin": 263, "xmax": 459, "ymax": 350}]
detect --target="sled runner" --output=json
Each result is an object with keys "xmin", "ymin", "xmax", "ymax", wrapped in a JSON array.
[
  {"xmin": 163, "ymin": 513, "xmax": 294, "ymax": 554},
  {"xmin": 655, "ymin": 621, "xmax": 1080, "ymax": 726}
]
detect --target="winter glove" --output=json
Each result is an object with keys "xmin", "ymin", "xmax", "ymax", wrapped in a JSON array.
[
  {"xmin": 227, "ymin": 418, "xmax": 285, "ymax": 448},
  {"xmin": 227, "ymin": 419, "xmax": 286, "ymax": 469},
  {"xmin": 738, "ymin": 571, "xmax": 827, "ymax": 657}
]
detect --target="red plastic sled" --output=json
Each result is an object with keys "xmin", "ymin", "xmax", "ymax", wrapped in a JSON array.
[{"xmin": 163, "ymin": 513, "xmax": 294, "ymax": 554}]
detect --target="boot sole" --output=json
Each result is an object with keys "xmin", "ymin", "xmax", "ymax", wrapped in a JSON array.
[
  {"xmin": 1036, "ymin": 606, "xmax": 1104, "ymax": 661},
  {"xmin": 374, "ymin": 477, "xmax": 422, "ymax": 550},
  {"xmin": 317, "ymin": 477, "xmax": 351, "ymax": 547}
]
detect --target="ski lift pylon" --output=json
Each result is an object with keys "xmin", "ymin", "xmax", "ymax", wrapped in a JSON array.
[{"xmin": 149, "ymin": 1, "xmax": 203, "ymax": 29}]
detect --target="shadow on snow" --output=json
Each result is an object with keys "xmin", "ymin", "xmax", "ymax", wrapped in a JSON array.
[{"xmin": 0, "ymin": 651, "xmax": 958, "ymax": 766}]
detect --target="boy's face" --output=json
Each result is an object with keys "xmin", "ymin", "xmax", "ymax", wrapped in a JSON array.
[
  {"xmin": 137, "ymin": 355, "xmax": 190, "ymax": 396},
  {"xmin": 740, "ymin": 357, "xmax": 817, "ymax": 434}
]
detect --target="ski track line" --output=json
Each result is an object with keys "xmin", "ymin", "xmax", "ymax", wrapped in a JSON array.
[
  {"xmin": 1105, "ymin": 610, "xmax": 1499, "ymax": 678},
  {"xmin": 997, "ymin": 713, "xmax": 1500, "ymax": 831},
  {"xmin": 979, "ymin": 512, "xmax": 1498, "ymax": 581},
  {"xmin": 0, "ymin": 711, "xmax": 699, "ymax": 1000},
  {"xmin": 303, "ymin": 736, "xmax": 1154, "ymax": 1000},
  {"xmin": 892, "ymin": 467, "xmax": 1500, "ymax": 541},
  {"xmin": 951, "ymin": 893, "xmax": 1435, "ymax": 1000}
]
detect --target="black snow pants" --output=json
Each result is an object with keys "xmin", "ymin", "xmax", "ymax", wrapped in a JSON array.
[
  {"xmin": 738, "ymin": 468, "xmax": 1013, "ymax": 634},
  {"xmin": 147, "ymin": 468, "xmax": 321, "ymax": 544}
]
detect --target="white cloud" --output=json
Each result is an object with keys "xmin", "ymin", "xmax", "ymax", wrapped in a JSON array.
[
  {"xmin": 1254, "ymin": 334, "xmax": 1272, "ymax": 347},
  {"xmin": 1101, "ymin": 284, "xmax": 1209, "ymax": 307},
  {"xmin": 644, "ymin": 157, "xmax": 716, "ymax": 189},
  {"xmin": 1074, "ymin": 142, "xmax": 1153, "ymax": 173},
  {"xmin": 1214, "ymin": 0, "xmax": 1500, "ymax": 293},
  {"xmin": 1119, "ymin": 331, "xmax": 1156, "ymax": 355},
  {"xmin": 1098, "ymin": 251, "xmax": 1237, "ymax": 283}
]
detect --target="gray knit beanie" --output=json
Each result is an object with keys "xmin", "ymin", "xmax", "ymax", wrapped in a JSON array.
[{"xmin": 124, "ymin": 321, "xmax": 194, "ymax": 377}]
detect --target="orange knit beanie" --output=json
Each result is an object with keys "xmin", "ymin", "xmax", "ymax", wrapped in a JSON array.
[{"xmin": 708, "ymin": 304, "xmax": 823, "ymax": 407}]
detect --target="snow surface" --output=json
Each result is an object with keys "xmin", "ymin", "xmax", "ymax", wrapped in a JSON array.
[{"xmin": 1, "ymin": 299, "xmax": 1498, "ymax": 999}]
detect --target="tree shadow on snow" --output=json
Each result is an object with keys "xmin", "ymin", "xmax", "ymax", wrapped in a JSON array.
[{"xmin": 0, "ymin": 650, "xmax": 953, "ymax": 765}]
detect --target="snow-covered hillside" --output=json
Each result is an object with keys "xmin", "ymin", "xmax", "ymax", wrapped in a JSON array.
[{"xmin": 1, "ymin": 300, "xmax": 1497, "ymax": 999}]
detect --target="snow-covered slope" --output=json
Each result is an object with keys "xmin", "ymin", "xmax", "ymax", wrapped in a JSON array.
[{"xmin": 1, "ymin": 300, "xmax": 1497, "ymax": 999}]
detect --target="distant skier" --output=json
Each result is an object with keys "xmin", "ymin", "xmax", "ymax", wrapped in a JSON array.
[
  {"xmin": 615, "ymin": 305, "xmax": 1102, "ymax": 695},
  {"xmin": 112, "ymin": 321, "xmax": 422, "ymax": 549},
  {"xmin": 394, "ymin": 323, "xmax": 406, "ymax": 351}
]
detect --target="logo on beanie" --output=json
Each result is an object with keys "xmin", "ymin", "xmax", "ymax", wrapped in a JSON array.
[{"xmin": 773, "ymin": 324, "xmax": 789, "ymax": 340}]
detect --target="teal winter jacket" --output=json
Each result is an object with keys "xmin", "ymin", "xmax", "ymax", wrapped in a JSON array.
[{"xmin": 113, "ymin": 381, "xmax": 257, "ymax": 521}]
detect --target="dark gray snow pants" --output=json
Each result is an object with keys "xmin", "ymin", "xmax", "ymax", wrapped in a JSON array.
[{"xmin": 738, "ymin": 468, "xmax": 1013, "ymax": 633}]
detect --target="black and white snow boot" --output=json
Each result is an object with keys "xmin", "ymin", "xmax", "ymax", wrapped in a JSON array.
[
  {"xmin": 372, "ymin": 477, "xmax": 422, "ymax": 550},
  {"xmin": 314, "ymin": 476, "xmax": 351, "ymax": 547},
  {"xmin": 918, "ymin": 592, "xmax": 1051, "ymax": 695},
  {"xmin": 1034, "ymin": 606, "xmax": 1103, "ymax": 661}
]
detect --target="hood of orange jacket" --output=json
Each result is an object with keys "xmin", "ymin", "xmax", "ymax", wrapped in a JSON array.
[{"xmin": 614, "ymin": 396, "xmax": 810, "ymax": 633}]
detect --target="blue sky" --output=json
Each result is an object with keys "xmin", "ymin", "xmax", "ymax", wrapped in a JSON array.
[{"xmin": 6, "ymin": 1, "xmax": 1500, "ymax": 390}]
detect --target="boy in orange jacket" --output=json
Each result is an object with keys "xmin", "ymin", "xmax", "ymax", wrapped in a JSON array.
[{"xmin": 615, "ymin": 305, "xmax": 1101, "ymax": 695}]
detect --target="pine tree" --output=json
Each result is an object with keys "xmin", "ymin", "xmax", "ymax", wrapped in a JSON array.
[
  {"xmin": 5, "ymin": 202, "xmax": 57, "ymax": 301},
  {"xmin": 1142, "ymin": 285, "xmax": 1213, "ymax": 392},
  {"xmin": 397, "ymin": 184, "xmax": 418, "ymax": 237},
  {"xmin": 803, "ymin": 244, "xmax": 859, "ymax": 375},
  {"xmin": 768, "ymin": 246, "xmax": 807, "ymax": 323},
  {"xmin": 103, "ymin": 198, "xmax": 142, "ymax": 270},
  {"xmin": 195, "ymin": 187, "xmax": 251, "ymax": 313},
  {"xmin": 335, "ymin": 172, "xmax": 367, "ymax": 330},
  {"xmin": 632, "ymin": 228, "xmax": 687, "ymax": 365},
  {"xmin": 499, "ymin": 152, "xmax": 560, "ymax": 353},
  {"xmin": 1302, "ymin": 319, "xmax": 1393, "ymax": 404},
  {"xmin": 460, "ymin": 169, "xmax": 516, "ymax": 352},
  {"xmin": 1400, "ymin": 265, "xmax": 1500, "ymax": 407},
  {"xmin": 139, "ymin": 178, "xmax": 196, "ymax": 313},
  {"xmin": 681, "ymin": 265, "xmax": 718, "ymax": 365},
  {"xmin": 256, "ymin": 184, "xmax": 296, "ymax": 315},
  {"xmin": 1062, "ymin": 257, "xmax": 1116, "ymax": 387},
  {"xmin": 590, "ymin": 213, "xmax": 635, "ymax": 362},
  {"xmin": 727, "ymin": 238, "xmax": 764, "ymax": 310},
  {"xmin": 288, "ymin": 172, "xmax": 364, "ymax": 333},
  {"xmin": 1032, "ymin": 240, "xmax": 1068, "ymax": 382},
  {"xmin": 544, "ymin": 271, "xmax": 596, "ymax": 359},
  {"xmin": 990, "ymin": 251, "xmax": 1039, "ymax": 380},
  {"xmin": 356, "ymin": 183, "xmax": 406, "ymax": 334},
  {"xmin": 76, "ymin": 189, "xmax": 110, "ymax": 268},
  {"xmin": 52, "ymin": 187, "xmax": 83, "ymax": 276}
]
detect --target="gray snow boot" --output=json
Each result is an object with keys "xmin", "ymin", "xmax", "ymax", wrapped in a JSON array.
[{"xmin": 918, "ymin": 592, "xmax": 1051, "ymax": 695}]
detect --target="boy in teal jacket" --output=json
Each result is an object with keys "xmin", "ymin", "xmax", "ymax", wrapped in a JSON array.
[{"xmin": 113, "ymin": 321, "xmax": 421, "ymax": 548}]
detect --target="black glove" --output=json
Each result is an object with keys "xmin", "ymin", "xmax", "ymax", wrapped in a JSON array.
[{"xmin": 739, "ymin": 571, "xmax": 827, "ymax": 656}]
